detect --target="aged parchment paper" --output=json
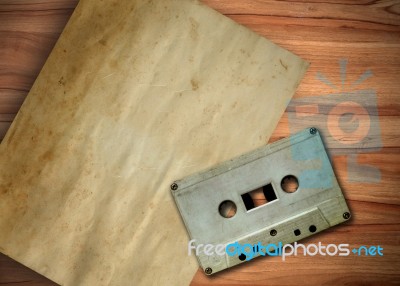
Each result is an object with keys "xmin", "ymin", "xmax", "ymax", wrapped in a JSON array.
[{"xmin": 0, "ymin": 0, "xmax": 308, "ymax": 285}]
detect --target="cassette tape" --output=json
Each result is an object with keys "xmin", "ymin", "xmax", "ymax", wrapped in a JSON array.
[{"xmin": 171, "ymin": 127, "xmax": 350, "ymax": 275}]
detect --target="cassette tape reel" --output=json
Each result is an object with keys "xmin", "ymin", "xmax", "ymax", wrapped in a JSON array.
[{"xmin": 171, "ymin": 127, "xmax": 350, "ymax": 275}]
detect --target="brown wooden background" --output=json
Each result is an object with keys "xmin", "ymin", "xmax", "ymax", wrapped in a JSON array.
[{"xmin": 0, "ymin": 0, "xmax": 399, "ymax": 285}]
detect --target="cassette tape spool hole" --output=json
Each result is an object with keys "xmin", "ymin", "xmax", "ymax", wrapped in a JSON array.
[
  {"xmin": 281, "ymin": 175, "xmax": 299, "ymax": 193},
  {"xmin": 219, "ymin": 200, "xmax": 237, "ymax": 218}
]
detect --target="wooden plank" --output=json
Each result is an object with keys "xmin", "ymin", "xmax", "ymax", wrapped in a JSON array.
[
  {"xmin": 201, "ymin": 0, "xmax": 400, "ymax": 26},
  {"xmin": 0, "ymin": 0, "xmax": 78, "ymax": 12},
  {"xmin": 271, "ymin": 114, "xmax": 400, "ymax": 149},
  {"xmin": 0, "ymin": 253, "xmax": 57, "ymax": 286}
]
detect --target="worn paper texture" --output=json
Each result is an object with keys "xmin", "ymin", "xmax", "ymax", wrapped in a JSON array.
[{"xmin": 0, "ymin": 0, "xmax": 308, "ymax": 285}]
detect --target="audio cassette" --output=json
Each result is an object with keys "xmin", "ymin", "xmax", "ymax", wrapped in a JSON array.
[{"xmin": 171, "ymin": 127, "xmax": 350, "ymax": 275}]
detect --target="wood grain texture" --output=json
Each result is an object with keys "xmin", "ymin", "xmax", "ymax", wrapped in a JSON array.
[{"xmin": 0, "ymin": 0, "xmax": 399, "ymax": 285}]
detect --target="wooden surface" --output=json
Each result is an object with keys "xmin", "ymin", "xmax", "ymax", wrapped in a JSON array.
[{"xmin": 0, "ymin": 0, "xmax": 399, "ymax": 285}]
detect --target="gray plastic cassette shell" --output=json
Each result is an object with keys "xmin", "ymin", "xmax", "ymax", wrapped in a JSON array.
[{"xmin": 171, "ymin": 128, "xmax": 350, "ymax": 275}]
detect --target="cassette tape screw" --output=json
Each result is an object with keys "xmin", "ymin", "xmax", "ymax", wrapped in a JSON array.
[
  {"xmin": 205, "ymin": 267, "xmax": 213, "ymax": 275},
  {"xmin": 270, "ymin": 229, "xmax": 277, "ymax": 236},
  {"xmin": 310, "ymin": 127, "xmax": 317, "ymax": 135},
  {"xmin": 170, "ymin": 183, "xmax": 178, "ymax": 191},
  {"xmin": 343, "ymin": 212, "xmax": 351, "ymax": 219}
]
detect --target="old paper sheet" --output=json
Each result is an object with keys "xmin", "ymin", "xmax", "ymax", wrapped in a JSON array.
[{"xmin": 0, "ymin": 0, "xmax": 308, "ymax": 285}]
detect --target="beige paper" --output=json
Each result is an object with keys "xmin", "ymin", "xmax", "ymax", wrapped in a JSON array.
[{"xmin": 0, "ymin": 0, "xmax": 308, "ymax": 285}]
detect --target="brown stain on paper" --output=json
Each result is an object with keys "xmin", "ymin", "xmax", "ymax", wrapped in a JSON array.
[
  {"xmin": 189, "ymin": 17, "xmax": 199, "ymax": 40},
  {"xmin": 191, "ymin": 79, "xmax": 199, "ymax": 91},
  {"xmin": 279, "ymin": 59, "xmax": 288, "ymax": 71},
  {"xmin": 40, "ymin": 150, "xmax": 54, "ymax": 162}
]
